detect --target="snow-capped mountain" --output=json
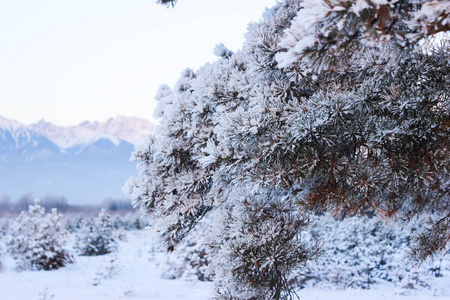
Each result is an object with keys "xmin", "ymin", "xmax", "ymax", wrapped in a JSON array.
[
  {"xmin": 30, "ymin": 115, "xmax": 156, "ymax": 148},
  {"xmin": 0, "ymin": 116, "xmax": 63, "ymax": 163},
  {"xmin": 0, "ymin": 115, "xmax": 155, "ymax": 205}
]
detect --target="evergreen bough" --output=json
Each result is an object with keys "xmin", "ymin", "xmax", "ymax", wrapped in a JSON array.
[{"xmin": 128, "ymin": 0, "xmax": 449, "ymax": 298}]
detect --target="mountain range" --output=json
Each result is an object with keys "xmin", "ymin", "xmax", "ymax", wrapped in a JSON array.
[{"xmin": 0, "ymin": 115, "xmax": 156, "ymax": 205}]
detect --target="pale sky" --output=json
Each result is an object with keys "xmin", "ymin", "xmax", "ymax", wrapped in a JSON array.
[{"xmin": 0, "ymin": 0, "xmax": 276, "ymax": 126}]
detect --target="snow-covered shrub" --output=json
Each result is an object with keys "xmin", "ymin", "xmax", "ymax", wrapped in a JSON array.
[
  {"xmin": 293, "ymin": 214, "xmax": 450, "ymax": 290},
  {"xmin": 6, "ymin": 199, "xmax": 73, "ymax": 270},
  {"xmin": 75, "ymin": 209, "xmax": 117, "ymax": 256},
  {"xmin": 64, "ymin": 215, "xmax": 85, "ymax": 233}
]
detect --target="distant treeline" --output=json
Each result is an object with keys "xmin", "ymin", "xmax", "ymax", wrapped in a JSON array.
[{"xmin": 0, "ymin": 194, "xmax": 134, "ymax": 216}]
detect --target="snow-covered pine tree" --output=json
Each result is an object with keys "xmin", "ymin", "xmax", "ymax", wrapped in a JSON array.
[
  {"xmin": 6, "ymin": 199, "xmax": 73, "ymax": 270},
  {"xmin": 75, "ymin": 209, "xmax": 117, "ymax": 256},
  {"xmin": 129, "ymin": 0, "xmax": 449, "ymax": 298}
]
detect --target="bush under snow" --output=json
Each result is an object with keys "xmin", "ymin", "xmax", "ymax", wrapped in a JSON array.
[
  {"xmin": 6, "ymin": 199, "xmax": 73, "ymax": 271},
  {"xmin": 75, "ymin": 209, "xmax": 117, "ymax": 256}
]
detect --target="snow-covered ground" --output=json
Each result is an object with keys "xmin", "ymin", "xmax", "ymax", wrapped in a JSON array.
[
  {"xmin": 0, "ymin": 230, "xmax": 212, "ymax": 300},
  {"xmin": 0, "ymin": 230, "xmax": 449, "ymax": 300}
]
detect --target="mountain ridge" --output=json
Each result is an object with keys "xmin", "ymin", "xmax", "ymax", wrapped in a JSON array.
[
  {"xmin": 0, "ymin": 115, "xmax": 155, "ymax": 204},
  {"xmin": 30, "ymin": 115, "xmax": 156, "ymax": 148}
]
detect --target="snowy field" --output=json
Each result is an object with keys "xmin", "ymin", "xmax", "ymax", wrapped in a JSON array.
[
  {"xmin": 0, "ymin": 230, "xmax": 212, "ymax": 300},
  {"xmin": 1, "ymin": 229, "xmax": 449, "ymax": 300}
]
